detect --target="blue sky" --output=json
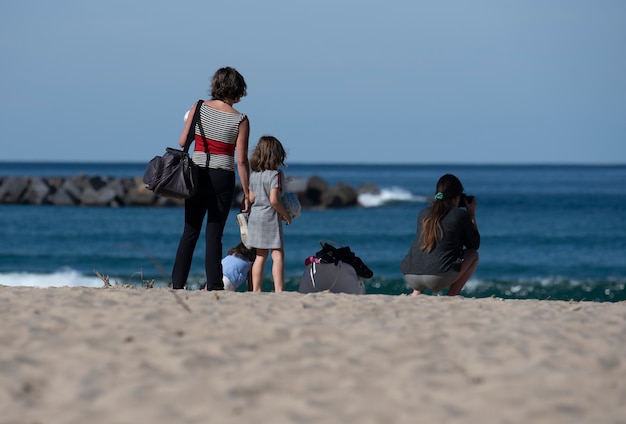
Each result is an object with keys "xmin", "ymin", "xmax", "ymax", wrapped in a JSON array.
[{"xmin": 1, "ymin": 0, "xmax": 625, "ymax": 164}]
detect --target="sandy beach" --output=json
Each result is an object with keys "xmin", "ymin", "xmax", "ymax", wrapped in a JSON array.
[{"xmin": 1, "ymin": 286, "xmax": 624, "ymax": 423}]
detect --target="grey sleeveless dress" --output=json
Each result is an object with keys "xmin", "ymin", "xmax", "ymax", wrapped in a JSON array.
[{"xmin": 246, "ymin": 170, "xmax": 284, "ymax": 249}]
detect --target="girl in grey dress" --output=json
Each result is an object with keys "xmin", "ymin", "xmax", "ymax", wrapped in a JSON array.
[{"xmin": 247, "ymin": 136, "xmax": 292, "ymax": 292}]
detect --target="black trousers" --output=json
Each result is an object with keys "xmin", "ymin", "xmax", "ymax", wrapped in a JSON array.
[{"xmin": 172, "ymin": 168, "xmax": 235, "ymax": 290}]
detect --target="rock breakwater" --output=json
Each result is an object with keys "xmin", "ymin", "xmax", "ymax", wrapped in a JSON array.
[{"xmin": 0, "ymin": 174, "xmax": 379, "ymax": 208}]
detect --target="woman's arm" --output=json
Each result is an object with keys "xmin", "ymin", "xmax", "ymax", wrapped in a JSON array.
[
  {"xmin": 462, "ymin": 203, "xmax": 480, "ymax": 250},
  {"xmin": 178, "ymin": 102, "xmax": 199, "ymax": 148},
  {"xmin": 236, "ymin": 117, "xmax": 251, "ymax": 213}
]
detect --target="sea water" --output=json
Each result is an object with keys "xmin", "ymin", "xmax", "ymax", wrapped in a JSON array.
[{"xmin": 1, "ymin": 162, "xmax": 625, "ymax": 301}]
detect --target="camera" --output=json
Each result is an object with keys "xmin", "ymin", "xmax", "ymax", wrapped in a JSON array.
[{"xmin": 459, "ymin": 194, "xmax": 475, "ymax": 208}]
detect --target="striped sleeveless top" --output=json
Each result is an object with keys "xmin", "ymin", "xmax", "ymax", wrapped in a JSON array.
[{"xmin": 192, "ymin": 104, "xmax": 246, "ymax": 171}]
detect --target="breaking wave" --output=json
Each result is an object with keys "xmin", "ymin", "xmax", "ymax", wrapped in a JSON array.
[{"xmin": 358, "ymin": 187, "xmax": 427, "ymax": 208}]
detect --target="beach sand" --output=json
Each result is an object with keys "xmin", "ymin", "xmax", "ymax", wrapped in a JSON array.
[{"xmin": 1, "ymin": 286, "xmax": 624, "ymax": 424}]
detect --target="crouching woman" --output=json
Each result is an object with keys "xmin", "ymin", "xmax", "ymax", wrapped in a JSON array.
[{"xmin": 401, "ymin": 174, "xmax": 480, "ymax": 296}]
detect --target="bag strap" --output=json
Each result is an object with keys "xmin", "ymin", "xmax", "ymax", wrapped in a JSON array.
[{"xmin": 183, "ymin": 100, "xmax": 204, "ymax": 153}]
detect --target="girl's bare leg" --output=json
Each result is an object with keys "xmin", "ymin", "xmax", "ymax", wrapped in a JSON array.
[
  {"xmin": 271, "ymin": 248, "xmax": 285, "ymax": 292},
  {"xmin": 447, "ymin": 249, "xmax": 479, "ymax": 296},
  {"xmin": 252, "ymin": 249, "xmax": 269, "ymax": 292}
]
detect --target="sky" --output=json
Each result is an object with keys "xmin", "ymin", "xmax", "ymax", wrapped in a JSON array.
[{"xmin": 1, "ymin": 0, "xmax": 625, "ymax": 164}]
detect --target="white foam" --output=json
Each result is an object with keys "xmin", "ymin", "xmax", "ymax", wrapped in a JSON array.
[
  {"xmin": 358, "ymin": 187, "xmax": 427, "ymax": 208},
  {"xmin": 0, "ymin": 268, "xmax": 103, "ymax": 288}
]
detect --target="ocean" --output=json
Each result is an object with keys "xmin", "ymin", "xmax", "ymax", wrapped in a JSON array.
[{"xmin": 1, "ymin": 162, "xmax": 625, "ymax": 302}]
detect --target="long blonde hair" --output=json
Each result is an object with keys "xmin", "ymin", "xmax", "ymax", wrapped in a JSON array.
[{"xmin": 421, "ymin": 174, "xmax": 464, "ymax": 252}]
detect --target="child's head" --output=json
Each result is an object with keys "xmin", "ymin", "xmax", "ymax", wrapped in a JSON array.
[
  {"xmin": 250, "ymin": 135, "xmax": 286, "ymax": 172},
  {"xmin": 228, "ymin": 243, "xmax": 256, "ymax": 262}
]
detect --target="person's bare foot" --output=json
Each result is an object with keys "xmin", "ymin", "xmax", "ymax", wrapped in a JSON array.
[{"xmin": 410, "ymin": 290, "xmax": 421, "ymax": 297}]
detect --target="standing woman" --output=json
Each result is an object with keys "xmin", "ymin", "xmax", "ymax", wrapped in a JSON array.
[
  {"xmin": 172, "ymin": 67, "xmax": 250, "ymax": 290},
  {"xmin": 400, "ymin": 174, "xmax": 480, "ymax": 296}
]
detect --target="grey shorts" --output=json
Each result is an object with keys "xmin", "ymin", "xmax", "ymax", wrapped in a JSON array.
[{"xmin": 403, "ymin": 271, "xmax": 459, "ymax": 293}]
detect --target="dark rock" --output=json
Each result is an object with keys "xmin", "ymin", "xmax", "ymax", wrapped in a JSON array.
[
  {"xmin": 67, "ymin": 175, "xmax": 90, "ymax": 191},
  {"xmin": 103, "ymin": 179, "xmax": 127, "ymax": 205},
  {"xmin": 80, "ymin": 187, "xmax": 115, "ymax": 206},
  {"xmin": 304, "ymin": 175, "xmax": 328, "ymax": 207},
  {"xmin": 0, "ymin": 176, "xmax": 29, "ymax": 203},
  {"xmin": 120, "ymin": 177, "xmax": 139, "ymax": 193},
  {"xmin": 49, "ymin": 188, "xmax": 78, "ymax": 206},
  {"xmin": 79, "ymin": 187, "xmax": 101, "ymax": 205},
  {"xmin": 22, "ymin": 177, "xmax": 51, "ymax": 205},
  {"xmin": 124, "ymin": 179, "xmax": 157, "ymax": 206},
  {"xmin": 87, "ymin": 176, "xmax": 109, "ymax": 191},
  {"xmin": 61, "ymin": 177, "xmax": 84, "ymax": 201},
  {"xmin": 321, "ymin": 183, "xmax": 358, "ymax": 208},
  {"xmin": 46, "ymin": 177, "xmax": 66, "ymax": 191}
]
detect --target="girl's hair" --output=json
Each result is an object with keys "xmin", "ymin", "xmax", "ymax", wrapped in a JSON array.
[
  {"xmin": 210, "ymin": 67, "xmax": 247, "ymax": 102},
  {"xmin": 228, "ymin": 243, "xmax": 256, "ymax": 262},
  {"xmin": 421, "ymin": 174, "xmax": 464, "ymax": 252},
  {"xmin": 250, "ymin": 135, "xmax": 286, "ymax": 172}
]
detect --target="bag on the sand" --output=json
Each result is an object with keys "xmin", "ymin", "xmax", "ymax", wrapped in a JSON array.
[
  {"xmin": 143, "ymin": 100, "xmax": 203, "ymax": 199},
  {"xmin": 299, "ymin": 260, "xmax": 366, "ymax": 294},
  {"xmin": 315, "ymin": 240, "xmax": 373, "ymax": 279},
  {"xmin": 298, "ymin": 240, "xmax": 371, "ymax": 294}
]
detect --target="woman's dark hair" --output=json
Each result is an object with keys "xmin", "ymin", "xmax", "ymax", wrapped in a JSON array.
[
  {"xmin": 228, "ymin": 242, "xmax": 256, "ymax": 262},
  {"xmin": 210, "ymin": 67, "xmax": 247, "ymax": 102},
  {"xmin": 250, "ymin": 135, "xmax": 286, "ymax": 172},
  {"xmin": 421, "ymin": 174, "xmax": 464, "ymax": 252}
]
